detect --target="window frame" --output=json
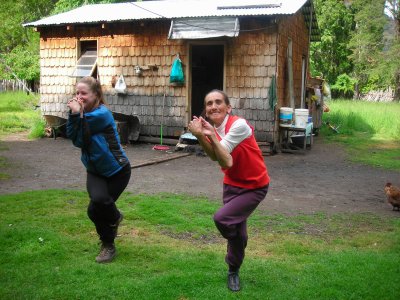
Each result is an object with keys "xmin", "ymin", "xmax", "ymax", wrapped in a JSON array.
[{"xmin": 71, "ymin": 40, "xmax": 98, "ymax": 78}]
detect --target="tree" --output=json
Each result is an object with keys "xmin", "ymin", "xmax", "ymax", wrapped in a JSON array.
[
  {"xmin": 310, "ymin": 0, "xmax": 355, "ymax": 85},
  {"xmin": 0, "ymin": 0, "xmax": 134, "ymax": 81},
  {"xmin": 52, "ymin": 0, "xmax": 136, "ymax": 14},
  {"xmin": 384, "ymin": 0, "xmax": 400, "ymax": 99},
  {"xmin": 346, "ymin": 0, "xmax": 400, "ymax": 99},
  {"xmin": 385, "ymin": 0, "xmax": 400, "ymax": 37},
  {"xmin": 311, "ymin": 0, "xmax": 400, "ymax": 100},
  {"xmin": 347, "ymin": 0, "xmax": 387, "ymax": 94},
  {"xmin": 0, "ymin": 0, "xmax": 57, "ymax": 81}
]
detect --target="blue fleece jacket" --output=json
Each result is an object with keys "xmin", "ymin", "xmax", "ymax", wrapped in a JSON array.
[{"xmin": 67, "ymin": 105, "xmax": 129, "ymax": 177}]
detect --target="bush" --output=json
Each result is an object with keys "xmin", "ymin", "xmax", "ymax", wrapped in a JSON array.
[
  {"xmin": 331, "ymin": 74, "xmax": 357, "ymax": 98},
  {"xmin": 28, "ymin": 118, "xmax": 46, "ymax": 139}
]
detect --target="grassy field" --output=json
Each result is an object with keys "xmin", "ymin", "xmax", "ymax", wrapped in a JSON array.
[
  {"xmin": 0, "ymin": 91, "xmax": 44, "ymax": 139},
  {"xmin": 1, "ymin": 190, "xmax": 399, "ymax": 299},
  {"xmin": 321, "ymin": 99, "xmax": 400, "ymax": 170}
]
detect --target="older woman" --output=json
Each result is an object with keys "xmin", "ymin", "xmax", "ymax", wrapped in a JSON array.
[{"xmin": 188, "ymin": 89, "xmax": 270, "ymax": 292}]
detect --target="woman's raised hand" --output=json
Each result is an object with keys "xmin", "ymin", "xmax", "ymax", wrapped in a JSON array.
[
  {"xmin": 199, "ymin": 117, "xmax": 215, "ymax": 137},
  {"xmin": 188, "ymin": 116, "xmax": 203, "ymax": 136},
  {"xmin": 189, "ymin": 116, "xmax": 217, "ymax": 138},
  {"xmin": 67, "ymin": 97, "xmax": 83, "ymax": 114}
]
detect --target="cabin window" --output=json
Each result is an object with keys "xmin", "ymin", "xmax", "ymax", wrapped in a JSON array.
[{"xmin": 71, "ymin": 40, "xmax": 97, "ymax": 77}]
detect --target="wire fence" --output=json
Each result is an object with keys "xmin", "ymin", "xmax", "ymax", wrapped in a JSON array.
[
  {"xmin": 0, "ymin": 79, "xmax": 27, "ymax": 92},
  {"xmin": 0, "ymin": 79, "xmax": 39, "ymax": 93}
]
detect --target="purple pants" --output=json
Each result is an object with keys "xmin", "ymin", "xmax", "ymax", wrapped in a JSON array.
[{"xmin": 213, "ymin": 183, "xmax": 269, "ymax": 270}]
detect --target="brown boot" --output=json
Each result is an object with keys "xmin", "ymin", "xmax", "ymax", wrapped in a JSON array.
[
  {"xmin": 227, "ymin": 271, "xmax": 240, "ymax": 292},
  {"xmin": 95, "ymin": 242, "xmax": 116, "ymax": 263}
]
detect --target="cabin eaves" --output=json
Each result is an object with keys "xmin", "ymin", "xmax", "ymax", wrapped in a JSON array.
[{"xmin": 24, "ymin": 0, "xmax": 319, "ymax": 41}]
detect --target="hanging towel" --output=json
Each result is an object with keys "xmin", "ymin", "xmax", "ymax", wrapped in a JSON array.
[{"xmin": 268, "ymin": 75, "xmax": 277, "ymax": 110}]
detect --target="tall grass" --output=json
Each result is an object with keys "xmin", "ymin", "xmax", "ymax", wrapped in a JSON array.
[
  {"xmin": 323, "ymin": 100, "xmax": 400, "ymax": 139},
  {"xmin": 0, "ymin": 91, "xmax": 45, "ymax": 139},
  {"xmin": 322, "ymin": 99, "xmax": 400, "ymax": 170},
  {"xmin": 1, "ymin": 190, "xmax": 399, "ymax": 299}
]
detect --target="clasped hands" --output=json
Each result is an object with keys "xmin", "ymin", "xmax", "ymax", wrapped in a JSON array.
[
  {"xmin": 188, "ymin": 116, "xmax": 214, "ymax": 138},
  {"xmin": 67, "ymin": 97, "xmax": 83, "ymax": 115}
]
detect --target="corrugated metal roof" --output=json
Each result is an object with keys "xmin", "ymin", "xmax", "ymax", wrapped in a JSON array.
[
  {"xmin": 24, "ymin": 0, "xmax": 308, "ymax": 26},
  {"xmin": 24, "ymin": 0, "xmax": 319, "ymax": 41}
]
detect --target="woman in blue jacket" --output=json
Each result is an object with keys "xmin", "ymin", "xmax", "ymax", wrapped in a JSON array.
[{"xmin": 67, "ymin": 76, "xmax": 131, "ymax": 263}]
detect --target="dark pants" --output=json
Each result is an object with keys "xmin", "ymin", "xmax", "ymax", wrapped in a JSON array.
[
  {"xmin": 213, "ymin": 183, "xmax": 269, "ymax": 270},
  {"xmin": 86, "ymin": 164, "xmax": 131, "ymax": 244}
]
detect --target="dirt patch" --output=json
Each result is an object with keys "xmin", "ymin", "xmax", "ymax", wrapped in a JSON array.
[{"xmin": 0, "ymin": 132, "xmax": 399, "ymax": 217}]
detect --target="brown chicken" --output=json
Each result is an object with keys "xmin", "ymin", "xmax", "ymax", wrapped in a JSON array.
[{"xmin": 384, "ymin": 183, "xmax": 400, "ymax": 211}]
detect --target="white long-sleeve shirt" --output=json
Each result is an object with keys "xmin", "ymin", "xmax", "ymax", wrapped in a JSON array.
[{"xmin": 215, "ymin": 114, "xmax": 252, "ymax": 153}]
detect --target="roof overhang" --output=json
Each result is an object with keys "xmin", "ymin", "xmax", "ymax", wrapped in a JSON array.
[
  {"xmin": 168, "ymin": 17, "xmax": 239, "ymax": 39},
  {"xmin": 22, "ymin": 0, "xmax": 319, "ymax": 41},
  {"xmin": 23, "ymin": 0, "xmax": 310, "ymax": 27}
]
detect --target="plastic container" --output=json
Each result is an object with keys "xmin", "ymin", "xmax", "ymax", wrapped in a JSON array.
[
  {"xmin": 294, "ymin": 109, "xmax": 309, "ymax": 128},
  {"xmin": 279, "ymin": 107, "xmax": 293, "ymax": 125},
  {"xmin": 290, "ymin": 134, "xmax": 305, "ymax": 147}
]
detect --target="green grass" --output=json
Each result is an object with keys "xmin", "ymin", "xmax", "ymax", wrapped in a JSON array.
[
  {"xmin": 321, "ymin": 99, "xmax": 400, "ymax": 170},
  {"xmin": 0, "ymin": 91, "xmax": 45, "ymax": 139},
  {"xmin": 1, "ymin": 190, "xmax": 399, "ymax": 299}
]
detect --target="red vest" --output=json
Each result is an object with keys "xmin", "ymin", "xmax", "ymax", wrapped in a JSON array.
[{"xmin": 215, "ymin": 115, "xmax": 270, "ymax": 189}]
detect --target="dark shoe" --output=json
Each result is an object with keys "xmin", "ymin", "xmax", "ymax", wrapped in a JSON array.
[
  {"xmin": 95, "ymin": 243, "xmax": 116, "ymax": 263},
  {"xmin": 110, "ymin": 213, "xmax": 124, "ymax": 239},
  {"xmin": 227, "ymin": 271, "xmax": 240, "ymax": 292}
]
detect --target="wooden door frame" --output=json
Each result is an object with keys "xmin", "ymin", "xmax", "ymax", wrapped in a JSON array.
[{"xmin": 185, "ymin": 41, "xmax": 226, "ymax": 123}]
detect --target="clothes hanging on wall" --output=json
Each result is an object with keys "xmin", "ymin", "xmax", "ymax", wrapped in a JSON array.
[{"xmin": 268, "ymin": 75, "xmax": 277, "ymax": 110}]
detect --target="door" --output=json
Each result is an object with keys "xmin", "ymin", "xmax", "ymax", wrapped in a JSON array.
[{"xmin": 190, "ymin": 45, "xmax": 224, "ymax": 117}]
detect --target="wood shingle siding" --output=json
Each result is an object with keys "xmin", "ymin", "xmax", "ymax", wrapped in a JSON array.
[
  {"xmin": 34, "ymin": 4, "xmax": 314, "ymax": 143},
  {"xmin": 224, "ymin": 18, "xmax": 277, "ymax": 140},
  {"xmin": 39, "ymin": 22, "xmax": 188, "ymax": 136}
]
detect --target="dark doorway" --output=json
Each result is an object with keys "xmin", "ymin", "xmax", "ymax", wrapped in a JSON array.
[{"xmin": 191, "ymin": 45, "xmax": 224, "ymax": 117}]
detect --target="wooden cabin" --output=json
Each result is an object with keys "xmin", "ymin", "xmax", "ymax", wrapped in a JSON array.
[{"xmin": 24, "ymin": 0, "xmax": 319, "ymax": 145}]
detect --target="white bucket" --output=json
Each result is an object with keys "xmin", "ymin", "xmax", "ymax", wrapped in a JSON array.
[
  {"xmin": 279, "ymin": 107, "xmax": 293, "ymax": 125},
  {"xmin": 294, "ymin": 109, "xmax": 309, "ymax": 128}
]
